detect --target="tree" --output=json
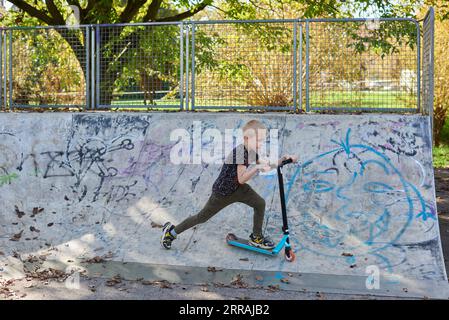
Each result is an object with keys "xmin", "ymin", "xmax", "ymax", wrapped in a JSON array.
[
  {"xmin": 6, "ymin": 0, "xmax": 213, "ymax": 105},
  {"xmin": 4, "ymin": 0, "xmax": 423, "ymax": 107}
]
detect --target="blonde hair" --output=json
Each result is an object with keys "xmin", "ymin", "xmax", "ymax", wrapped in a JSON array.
[{"xmin": 242, "ymin": 120, "xmax": 266, "ymax": 138}]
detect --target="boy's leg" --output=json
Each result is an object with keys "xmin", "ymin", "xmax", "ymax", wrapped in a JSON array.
[
  {"xmin": 174, "ymin": 193, "xmax": 234, "ymax": 235},
  {"xmin": 236, "ymin": 184, "xmax": 266, "ymax": 236}
]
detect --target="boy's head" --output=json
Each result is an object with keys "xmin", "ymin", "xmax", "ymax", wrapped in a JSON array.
[{"xmin": 243, "ymin": 120, "xmax": 266, "ymax": 152}]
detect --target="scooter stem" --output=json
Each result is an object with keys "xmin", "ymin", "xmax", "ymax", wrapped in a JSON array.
[{"xmin": 277, "ymin": 162, "xmax": 290, "ymax": 235}]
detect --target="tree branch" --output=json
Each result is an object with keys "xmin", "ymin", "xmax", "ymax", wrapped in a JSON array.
[
  {"xmin": 156, "ymin": 1, "xmax": 210, "ymax": 22},
  {"xmin": 80, "ymin": 0, "xmax": 95, "ymax": 23},
  {"xmin": 46, "ymin": 0, "xmax": 65, "ymax": 25},
  {"xmin": 119, "ymin": 0, "xmax": 147, "ymax": 23},
  {"xmin": 143, "ymin": 0, "xmax": 163, "ymax": 21},
  {"xmin": 8, "ymin": 0, "xmax": 54, "ymax": 25},
  {"xmin": 67, "ymin": 0, "xmax": 81, "ymax": 8}
]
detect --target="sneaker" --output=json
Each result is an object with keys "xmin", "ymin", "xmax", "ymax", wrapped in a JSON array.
[
  {"xmin": 249, "ymin": 233, "xmax": 275, "ymax": 249},
  {"xmin": 161, "ymin": 222, "xmax": 176, "ymax": 249}
]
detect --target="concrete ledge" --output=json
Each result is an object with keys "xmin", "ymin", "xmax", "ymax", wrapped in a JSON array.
[{"xmin": 28, "ymin": 259, "xmax": 449, "ymax": 300}]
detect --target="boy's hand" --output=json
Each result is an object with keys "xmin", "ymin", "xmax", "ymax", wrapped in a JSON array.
[
  {"xmin": 282, "ymin": 154, "xmax": 299, "ymax": 163},
  {"xmin": 255, "ymin": 163, "xmax": 272, "ymax": 172}
]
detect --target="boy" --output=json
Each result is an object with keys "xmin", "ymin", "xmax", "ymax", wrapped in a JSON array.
[{"xmin": 161, "ymin": 120, "xmax": 298, "ymax": 250}]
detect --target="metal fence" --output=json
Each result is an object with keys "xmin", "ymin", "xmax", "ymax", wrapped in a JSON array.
[
  {"xmin": 0, "ymin": 9, "xmax": 434, "ymax": 114},
  {"xmin": 422, "ymin": 7, "xmax": 435, "ymax": 125}
]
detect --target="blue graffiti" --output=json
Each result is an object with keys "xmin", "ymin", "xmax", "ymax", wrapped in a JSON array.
[{"xmin": 277, "ymin": 128, "xmax": 436, "ymax": 272}]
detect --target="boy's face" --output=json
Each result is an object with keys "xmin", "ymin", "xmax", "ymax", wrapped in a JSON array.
[{"xmin": 244, "ymin": 129, "xmax": 266, "ymax": 152}]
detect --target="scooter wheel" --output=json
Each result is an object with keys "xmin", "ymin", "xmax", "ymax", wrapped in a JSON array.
[
  {"xmin": 285, "ymin": 250, "xmax": 296, "ymax": 262},
  {"xmin": 226, "ymin": 233, "xmax": 237, "ymax": 242}
]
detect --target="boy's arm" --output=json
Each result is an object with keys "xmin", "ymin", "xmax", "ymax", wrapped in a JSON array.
[
  {"xmin": 257, "ymin": 155, "xmax": 299, "ymax": 168},
  {"xmin": 237, "ymin": 164, "xmax": 269, "ymax": 184}
]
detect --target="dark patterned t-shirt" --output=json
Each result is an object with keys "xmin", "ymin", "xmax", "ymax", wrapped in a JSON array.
[{"xmin": 212, "ymin": 144, "xmax": 259, "ymax": 196}]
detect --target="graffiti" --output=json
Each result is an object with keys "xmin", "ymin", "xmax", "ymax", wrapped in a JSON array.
[
  {"xmin": 0, "ymin": 114, "xmax": 444, "ymax": 282},
  {"xmin": 280, "ymin": 128, "xmax": 438, "ymax": 275},
  {"xmin": 0, "ymin": 172, "xmax": 19, "ymax": 187},
  {"xmin": 359, "ymin": 118, "xmax": 430, "ymax": 157},
  {"xmin": 96, "ymin": 180, "xmax": 139, "ymax": 204}
]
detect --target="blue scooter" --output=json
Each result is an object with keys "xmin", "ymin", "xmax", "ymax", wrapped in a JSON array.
[{"xmin": 226, "ymin": 158, "xmax": 296, "ymax": 262}]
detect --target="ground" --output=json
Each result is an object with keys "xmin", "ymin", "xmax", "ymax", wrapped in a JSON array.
[
  {"xmin": 436, "ymin": 168, "xmax": 449, "ymax": 270},
  {"xmin": 1, "ymin": 168, "xmax": 449, "ymax": 301}
]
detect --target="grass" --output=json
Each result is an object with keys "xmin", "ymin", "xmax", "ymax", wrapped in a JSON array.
[
  {"xmin": 108, "ymin": 90, "xmax": 416, "ymax": 110},
  {"xmin": 309, "ymin": 91, "xmax": 416, "ymax": 109},
  {"xmin": 434, "ymin": 118, "xmax": 449, "ymax": 168}
]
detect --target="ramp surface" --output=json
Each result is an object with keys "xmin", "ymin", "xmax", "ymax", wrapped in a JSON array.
[{"xmin": 0, "ymin": 112, "xmax": 447, "ymax": 297}]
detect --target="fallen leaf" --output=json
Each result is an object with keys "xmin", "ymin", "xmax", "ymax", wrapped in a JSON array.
[
  {"xmin": 151, "ymin": 221, "xmax": 163, "ymax": 228},
  {"xmin": 106, "ymin": 275, "xmax": 122, "ymax": 286},
  {"xmin": 30, "ymin": 226, "xmax": 40, "ymax": 233},
  {"xmin": 31, "ymin": 207, "xmax": 44, "ymax": 218},
  {"xmin": 213, "ymin": 282, "xmax": 228, "ymax": 288},
  {"xmin": 14, "ymin": 206, "xmax": 25, "ymax": 218},
  {"xmin": 267, "ymin": 284, "xmax": 280, "ymax": 292},
  {"xmin": 84, "ymin": 252, "xmax": 114, "ymax": 263},
  {"xmin": 84, "ymin": 256, "xmax": 105, "ymax": 263},
  {"xmin": 10, "ymin": 230, "xmax": 23, "ymax": 241},
  {"xmin": 230, "ymin": 274, "xmax": 248, "ymax": 288},
  {"xmin": 143, "ymin": 280, "xmax": 173, "ymax": 289},
  {"xmin": 207, "ymin": 266, "xmax": 223, "ymax": 272}
]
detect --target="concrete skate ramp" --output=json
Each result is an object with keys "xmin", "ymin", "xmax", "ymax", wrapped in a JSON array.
[{"xmin": 0, "ymin": 112, "xmax": 447, "ymax": 297}]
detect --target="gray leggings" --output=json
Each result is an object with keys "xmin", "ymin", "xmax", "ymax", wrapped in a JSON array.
[{"xmin": 174, "ymin": 184, "xmax": 266, "ymax": 236}]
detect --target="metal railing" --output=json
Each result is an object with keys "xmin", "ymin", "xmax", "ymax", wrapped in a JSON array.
[
  {"xmin": 0, "ymin": 9, "xmax": 434, "ymax": 114},
  {"xmin": 422, "ymin": 7, "xmax": 435, "ymax": 127}
]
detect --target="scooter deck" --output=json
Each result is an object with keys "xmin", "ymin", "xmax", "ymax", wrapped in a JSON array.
[
  {"xmin": 226, "ymin": 234, "xmax": 257, "ymax": 247},
  {"xmin": 226, "ymin": 233, "xmax": 281, "ymax": 256}
]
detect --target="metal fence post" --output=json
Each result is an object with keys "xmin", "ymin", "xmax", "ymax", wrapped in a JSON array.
[
  {"xmin": 305, "ymin": 20, "xmax": 310, "ymax": 112},
  {"xmin": 91, "ymin": 26, "xmax": 95, "ymax": 110},
  {"xmin": 3, "ymin": 30, "xmax": 6, "ymax": 111},
  {"xmin": 96, "ymin": 25, "xmax": 100, "ymax": 110},
  {"xmin": 422, "ymin": 7, "xmax": 435, "ymax": 139},
  {"xmin": 8, "ymin": 29, "xmax": 12, "ymax": 111},
  {"xmin": 299, "ymin": 23, "xmax": 303, "ymax": 112},
  {"xmin": 429, "ymin": 8, "xmax": 435, "ymax": 138},
  {"xmin": 0, "ymin": 29, "xmax": 2, "ymax": 111},
  {"xmin": 180, "ymin": 23, "xmax": 184, "ymax": 111},
  {"xmin": 191, "ymin": 23, "xmax": 196, "ymax": 111},
  {"xmin": 85, "ymin": 26, "xmax": 89, "ymax": 111},
  {"xmin": 185, "ymin": 24, "xmax": 190, "ymax": 111},
  {"xmin": 416, "ymin": 22, "xmax": 421, "ymax": 114},
  {"xmin": 292, "ymin": 21, "xmax": 297, "ymax": 112}
]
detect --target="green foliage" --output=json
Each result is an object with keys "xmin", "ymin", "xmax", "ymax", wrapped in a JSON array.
[
  {"xmin": 11, "ymin": 28, "xmax": 85, "ymax": 106},
  {"xmin": 433, "ymin": 118, "xmax": 449, "ymax": 168},
  {"xmin": 433, "ymin": 145, "xmax": 449, "ymax": 168}
]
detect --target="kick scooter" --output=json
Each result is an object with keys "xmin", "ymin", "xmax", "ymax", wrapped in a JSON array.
[{"xmin": 226, "ymin": 158, "xmax": 296, "ymax": 262}]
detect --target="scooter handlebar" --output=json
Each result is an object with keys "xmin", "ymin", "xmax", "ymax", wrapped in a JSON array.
[{"xmin": 280, "ymin": 158, "xmax": 294, "ymax": 167}]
